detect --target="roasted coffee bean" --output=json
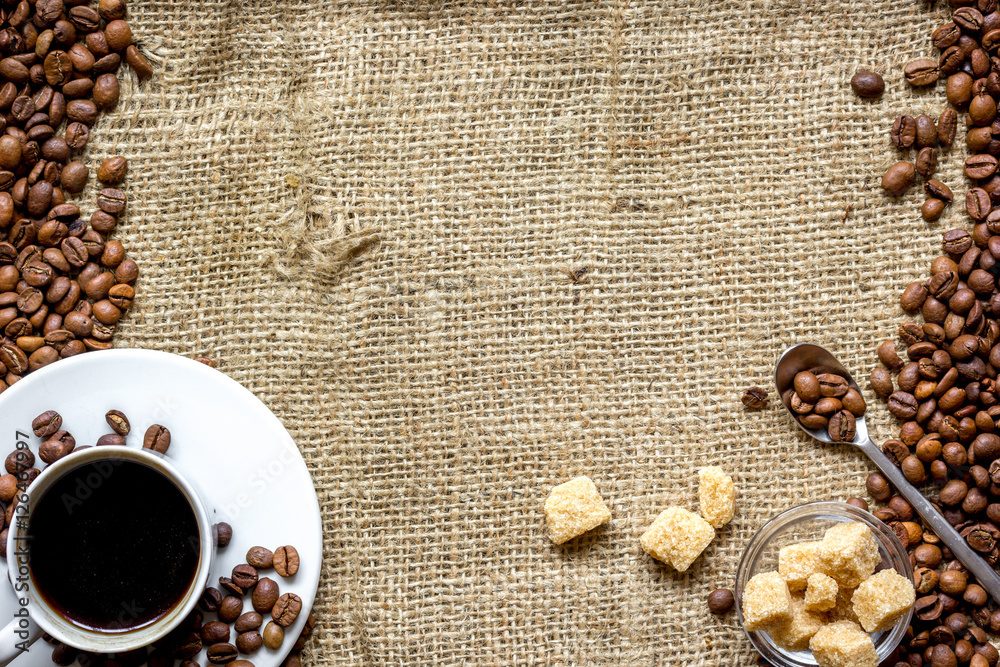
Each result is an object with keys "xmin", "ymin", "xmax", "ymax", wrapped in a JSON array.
[
  {"xmin": 95, "ymin": 433, "xmax": 124, "ymax": 447},
  {"xmin": 271, "ymin": 593, "xmax": 302, "ymax": 627},
  {"xmin": 38, "ymin": 438, "xmax": 72, "ymax": 464},
  {"xmin": 234, "ymin": 612, "xmax": 263, "ymax": 633},
  {"xmin": 889, "ymin": 392, "xmax": 920, "ymax": 419},
  {"xmin": 969, "ymin": 188, "xmax": 992, "ymax": 219},
  {"xmin": 97, "ymin": 156, "xmax": 126, "ymax": 185},
  {"xmin": 870, "ymin": 368, "xmax": 894, "ymax": 398},
  {"xmin": 200, "ymin": 622, "xmax": 229, "ymax": 645},
  {"xmin": 883, "ymin": 161, "xmax": 916, "ymax": 196},
  {"xmin": 940, "ymin": 109, "xmax": 959, "ymax": 146},
  {"xmin": 966, "ymin": 153, "xmax": 999, "ymax": 179},
  {"xmin": 215, "ymin": 521, "xmax": 232, "ymax": 548},
  {"xmin": 231, "ymin": 564, "xmax": 258, "ymax": 590},
  {"xmin": 917, "ymin": 114, "xmax": 939, "ymax": 147},
  {"xmin": 31, "ymin": 409, "xmax": 60, "ymax": 437},
  {"xmin": 219, "ymin": 576, "xmax": 243, "ymax": 597},
  {"xmin": 198, "ymin": 587, "xmax": 222, "ymax": 613},
  {"xmin": 905, "ymin": 58, "xmax": 941, "ymax": 86},
  {"xmin": 217, "ymin": 597, "xmax": 243, "ymax": 624},
  {"xmin": 143, "ymin": 423, "xmax": 170, "ymax": 453},
  {"xmin": 262, "ymin": 622, "xmax": 283, "ymax": 650},
  {"xmin": 247, "ymin": 546, "xmax": 273, "ymax": 569},
  {"xmin": 236, "ymin": 633, "xmax": 262, "ymax": 655},
  {"xmin": 273, "ymin": 545, "xmax": 299, "ymax": 577},
  {"xmin": 741, "ymin": 386, "xmax": 767, "ymax": 409},
  {"xmin": 105, "ymin": 409, "xmax": 129, "ymax": 435},
  {"xmin": 852, "ymin": 70, "xmax": 885, "ymax": 97},
  {"xmin": 251, "ymin": 577, "xmax": 279, "ymax": 613},
  {"xmin": 917, "ymin": 147, "xmax": 939, "ymax": 178},
  {"xmin": 205, "ymin": 643, "xmax": 237, "ymax": 665},
  {"xmin": 96, "ymin": 188, "xmax": 125, "ymax": 215},
  {"xmin": 892, "ymin": 115, "xmax": 917, "ymax": 149},
  {"xmin": 922, "ymin": 197, "xmax": 946, "ymax": 221}
]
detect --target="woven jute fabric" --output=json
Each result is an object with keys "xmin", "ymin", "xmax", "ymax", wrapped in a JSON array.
[{"xmin": 91, "ymin": 0, "xmax": 959, "ymax": 663}]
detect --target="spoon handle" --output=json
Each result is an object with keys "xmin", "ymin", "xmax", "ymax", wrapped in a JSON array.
[{"xmin": 857, "ymin": 437, "xmax": 1000, "ymax": 605}]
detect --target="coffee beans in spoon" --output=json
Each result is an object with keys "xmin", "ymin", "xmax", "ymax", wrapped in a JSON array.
[{"xmin": 785, "ymin": 369, "xmax": 866, "ymax": 442}]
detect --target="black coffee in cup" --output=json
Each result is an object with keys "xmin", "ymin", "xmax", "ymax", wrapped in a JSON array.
[{"xmin": 26, "ymin": 459, "xmax": 200, "ymax": 632}]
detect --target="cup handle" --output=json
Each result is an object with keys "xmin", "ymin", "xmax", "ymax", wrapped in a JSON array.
[{"xmin": 0, "ymin": 608, "xmax": 40, "ymax": 666}]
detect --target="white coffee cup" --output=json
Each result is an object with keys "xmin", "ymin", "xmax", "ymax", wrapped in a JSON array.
[{"xmin": 0, "ymin": 446, "xmax": 215, "ymax": 664}]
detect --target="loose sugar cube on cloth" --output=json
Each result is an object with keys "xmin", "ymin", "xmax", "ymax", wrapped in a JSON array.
[
  {"xmin": 819, "ymin": 522, "xmax": 881, "ymax": 588},
  {"xmin": 640, "ymin": 506, "xmax": 714, "ymax": 571},
  {"xmin": 543, "ymin": 476, "xmax": 611, "ymax": 545},
  {"xmin": 809, "ymin": 620, "xmax": 878, "ymax": 667},
  {"xmin": 804, "ymin": 573, "xmax": 838, "ymax": 612},
  {"xmin": 741, "ymin": 571, "xmax": 792, "ymax": 632},
  {"xmin": 778, "ymin": 540, "xmax": 824, "ymax": 591},
  {"xmin": 768, "ymin": 594, "xmax": 826, "ymax": 652},
  {"xmin": 698, "ymin": 465, "xmax": 736, "ymax": 528},
  {"xmin": 851, "ymin": 569, "xmax": 914, "ymax": 632}
]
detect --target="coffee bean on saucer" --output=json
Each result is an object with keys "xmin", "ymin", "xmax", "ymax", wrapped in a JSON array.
[
  {"xmin": 32, "ymin": 410, "xmax": 61, "ymax": 437},
  {"xmin": 168, "ymin": 635, "xmax": 201, "ymax": 661},
  {"xmin": 292, "ymin": 613, "xmax": 314, "ymax": 651},
  {"xmin": 148, "ymin": 650, "xmax": 174, "ymax": 667},
  {"xmin": 0, "ymin": 475, "xmax": 16, "ymax": 503},
  {"xmin": 252, "ymin": 577, "xmax": 279, "ymax": 613},
  {"xmin": 96, "ymin": 433, "xmax": 125, "ymax": 447},
  {"xmin": 215, "ymin": 522, "xmax": 233, "ymax": 548},
  {"xmin": 271, "ymin": 593, "xmax": 302, "ymax": 627},
  {"xmin": 105, "ymin": 409, "xmax": 130, "ymax": 436},
  {"xmin": 218, "ymin": 596, "xmax": 243, "ymax": 623},
  {"xmin": 39, "ymin": 438, "xmax": 74, "ymax": 464},
  {"xmin": 205, "ymin": 643, "xmax": 237, "ymax": 665},
  {"xmin": 234, "ymin": 612, "xmax": 262, "ymax": 633},
  {"xmin": 51, "ymin": 642, "xmax": 77, "ymax": 666},
  {"xmin": 200, "ymin": 621, "xmax": 229, "ymax": 645},
  {"xmin": 219, "ymin": 576, "xmax": 243, "ymax": 596},
  {"xmin": 199, "ymin": 587, "xmax": 222, "ymax": 613},
  {"xmin": 236, "ymin": 632, "xmax": 262, "ymax": 654},
  {"xmin": 273, "ymin": 545, "xmax": 299, "ymax": 577},
  {"xmin": 230, "ymin": 661, "xmax": 255, "ymax": 667},
  {"xmin": 143, "ymin": 424, "xmax": 170, "ymax": 453},
  {"xmin": 5, "ymin": 449, "xmax": 33, "ymax": 474},
  {"xmin": 246, "ymin": 546, "xmax": 273, "ymax": 569},
  {"xmin": 262, "ymin": 623, "xmax": 283, "ymax": 650},
  {"xmin": 232, "ymin": 564, "xmax": 258, "ymax": 590}
]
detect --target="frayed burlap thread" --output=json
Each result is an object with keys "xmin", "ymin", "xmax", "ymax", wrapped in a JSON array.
[{"xmin": 94, "ymin": 0, "xmax": 957, "ymax": 664}]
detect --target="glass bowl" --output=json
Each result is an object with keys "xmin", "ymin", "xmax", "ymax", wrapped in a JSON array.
[{"xmin": 735, "ymin": 501, "xmax": 914, "ymax": 667}]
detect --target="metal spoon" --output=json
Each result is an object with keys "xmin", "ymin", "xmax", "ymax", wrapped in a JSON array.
[{"xmin": 775, "ymin": 342, "xmax": 1000, "ymax": 604}]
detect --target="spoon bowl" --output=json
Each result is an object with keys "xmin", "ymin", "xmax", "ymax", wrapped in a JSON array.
[
  {"xmin": 774, "ymin": 343, "xmax": 870, "ymax": 444},
  {"xmin": 774, "ymin": 343, "xmax": 1000, "ymax": 605}
]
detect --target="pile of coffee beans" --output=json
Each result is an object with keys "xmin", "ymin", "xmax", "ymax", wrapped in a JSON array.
[
  {"xmin": 194, "ymin": 535, "xmax": 309, "ymax": 667},
  {"xmin": 783, "ymin": 369, "xmax": 866, "ymax": 442},
  {"xmin": 0, "ymin": 0, "xmax": 152, "ymax": 392}
]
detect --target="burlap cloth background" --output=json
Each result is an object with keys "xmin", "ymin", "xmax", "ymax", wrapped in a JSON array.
[{"xmin": 73, "ymin": 0, "xmax": 968, "ymax": 663}]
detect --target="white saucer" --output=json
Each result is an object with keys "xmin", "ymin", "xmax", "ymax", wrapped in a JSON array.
[{"xmin": 0, "ymin": 349, "xmax": 322, "ymax": 667}]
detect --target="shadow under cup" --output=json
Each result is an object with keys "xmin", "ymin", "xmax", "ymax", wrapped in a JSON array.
[{"xmin": 9, "ymin": 447, "xmax": 214, "ymax": 653}]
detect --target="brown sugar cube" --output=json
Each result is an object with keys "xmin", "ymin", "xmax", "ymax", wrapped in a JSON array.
[
  {"xmin": 809, "ymin": 620, "xmax": 878, "ymax": 667},
  {"xmin": 543, "ymin": 476, "xmax": 611, "ymax": 545},
  {"xmin": 819, "ymin": 522, "xmax": 881, "ymax": 588},
  {"xmin": 769, "ymin": 594, "xmax": 826, "ymax": 651},
  {"xmin": 741, "ymin": 571, "xmax": 792, "ymax": 632},
  {"xmin": 804, "ymin": 573, "xmax": 838, "ymax": 613},
  {"xmin": 778, "ymin": 540, "xmax": 823, "ymax": 591},
  {"xmin": 698, "ymin": 465, "xmax": 736, "ymax": 528},
  {"xmin": 851, "ymin": 569, "xmax": 915, "ymax": 632},
  {"xmin": 639, "ymin": 507, "xmax": 715, "ymax": 571}
]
